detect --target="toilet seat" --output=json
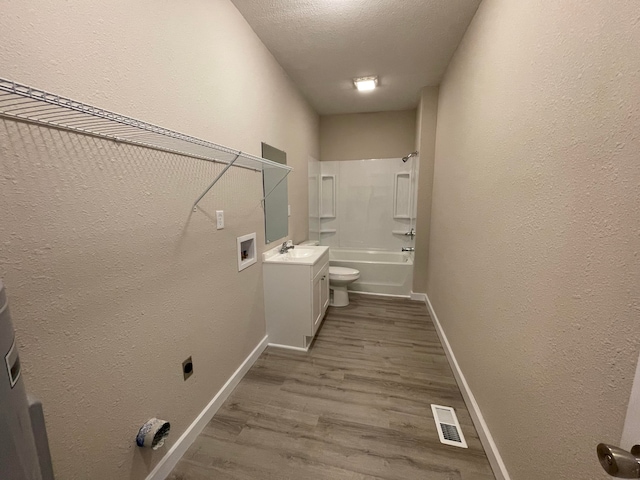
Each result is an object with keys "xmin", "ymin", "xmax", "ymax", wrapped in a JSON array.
[{"xmin": 329, "ymin": 266, "xmax": 360, "ymax": 281}]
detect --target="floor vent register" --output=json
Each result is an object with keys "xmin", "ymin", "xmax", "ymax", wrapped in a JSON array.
[{"xmin": 431, "ymin": 404, "xmax": 468, "ymax": 448}]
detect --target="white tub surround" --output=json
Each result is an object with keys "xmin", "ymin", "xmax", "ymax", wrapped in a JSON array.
[
  {"xmin": 263, "ymin": 245, "xmax": 330, "ymax": 350},
  {"xmin": 329, "ymin": 248, "xmax": 413, "ymax": 297},
  {"xmin": 319, "ymin": 158, "xmax": 417, "ymax": 252}
]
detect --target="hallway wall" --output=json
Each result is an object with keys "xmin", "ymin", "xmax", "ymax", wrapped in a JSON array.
[
  {"xmin": 0, "ymin": 0, "xmax": 318, "ymax": 478},
  {"xmin": 427, "ymin": 1, "xmax": 640, "ymax": 479}
]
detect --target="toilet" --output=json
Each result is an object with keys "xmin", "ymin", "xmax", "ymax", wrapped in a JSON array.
[
  {"xmin": 328, "ymin": 266, "xmax": 360, "ymax": 307},
  {"xmin": 299, "ymin": 240, "xmax": 360, "ymax": 307}
]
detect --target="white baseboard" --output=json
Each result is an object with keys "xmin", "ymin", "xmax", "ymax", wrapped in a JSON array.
[
  {"xmin": 418, "ymin": 293, "xmax": 510, "ymax": 480},
  {"xmin": 268, "ymin": 342, "xmax": 309, "ymax": 352},
  {"xmin": 349, "ymin": 290, "xmax": 410, "ymax": 299},
  {"xmin": 410, "ymin": 291, "xmax": 427, "ymax": 302},
  {"xmin": 145, "ymin": 335, "xmax": 269, "ymax": 480}
]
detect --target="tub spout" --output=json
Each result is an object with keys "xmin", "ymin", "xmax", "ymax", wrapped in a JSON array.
[{"xmin": 401, "ymin": 247, "xmax": 414, "ymax": 252}]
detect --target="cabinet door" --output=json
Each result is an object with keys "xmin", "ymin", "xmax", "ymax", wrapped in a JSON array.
[
  {"xmin": 312, "ymin": 272, "xmax": 323, "ymax": 335},
  {"xmin": 312, "ymin": 265, "xmax": 330, "ymax": 335},
  {"xmin": 320, "ymin": 265, "xmax": 330, "ymax": 314}
]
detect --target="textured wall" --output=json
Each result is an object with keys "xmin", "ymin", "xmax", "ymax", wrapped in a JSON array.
[
  {"xmin": 427, "ymin": 1, "xmax": 640, "ymax": 479},
  {"xmin": 412, "ymin": 87, "xmax": 438, "ymax": 293},
  {"xmin": 0, "ymin": 0, "xmax": 318, "ymax": 478},
  {"xmin": 319, "ymin": 110, "xmax": 416, "ymax": 161}
]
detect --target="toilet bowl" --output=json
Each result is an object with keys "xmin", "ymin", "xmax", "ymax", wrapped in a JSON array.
[
  {"xmin": 299, "ymin": 241, "xmax": 360, "ymax": 307},
  {"xmin": 329, "ymin": 266, "xmax": 360, "ymax": 307}
]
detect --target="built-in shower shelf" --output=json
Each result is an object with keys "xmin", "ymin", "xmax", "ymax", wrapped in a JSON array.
[
  {"xmin": 0, "ymin": 78, "xmax": 292, "ymax": 209},
  {"xmin": 320, "ymin": 229, "xmax": 337, "ymax": 234}
]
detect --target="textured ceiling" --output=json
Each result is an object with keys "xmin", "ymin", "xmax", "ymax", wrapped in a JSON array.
[{"xmin": 230, "ymin": 0, "xmax": 482, "ymax": 115}]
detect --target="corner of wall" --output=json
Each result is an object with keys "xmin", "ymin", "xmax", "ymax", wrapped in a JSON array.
[
  {"xmin": 412, "ymin": 87, "xmax": 439, "ymax": 294},
  {"xmin": 145, "ymin": 336, "xmax": 269, "ymax": 480}
]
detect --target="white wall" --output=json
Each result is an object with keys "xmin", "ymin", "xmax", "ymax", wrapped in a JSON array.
[
  {"xmin": 426, "ymin": 1, "xmax": 640, "ymax": 478},
  {"xmin": 0, "ymin": 1, "xmax": 318, "ymax": 478}
]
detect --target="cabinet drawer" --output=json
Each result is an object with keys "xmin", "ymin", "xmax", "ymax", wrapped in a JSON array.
[{"xmin": 312, "ymin": 250, "xmax": 329, "ymax": 279}]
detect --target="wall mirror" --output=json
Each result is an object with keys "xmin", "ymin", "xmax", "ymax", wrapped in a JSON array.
[{"xmin": 262, "ymin": 142, "xmax": 289, "ymax": 243}]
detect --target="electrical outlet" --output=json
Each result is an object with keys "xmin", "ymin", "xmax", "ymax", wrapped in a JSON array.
[
  {"xmin": 216, "ymin": 210, "xmax": 224, "ymax": 229},
  {"xmin": 182, "ymin": 356, "xmax": 193, "ymax": 381}
]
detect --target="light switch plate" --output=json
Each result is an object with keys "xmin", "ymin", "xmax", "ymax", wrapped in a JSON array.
[
  {"xmin": 288, "ymin": 205, "xmax": 291, "ymax": 217},
  {"xmin": 216, "ymin": 210, "xmax": 224, "ymax": 229}
]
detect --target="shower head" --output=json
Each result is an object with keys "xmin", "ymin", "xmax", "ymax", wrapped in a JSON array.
[{"xmin": 402, "ymin": 151, "xmax": 418, "ymax": 162}]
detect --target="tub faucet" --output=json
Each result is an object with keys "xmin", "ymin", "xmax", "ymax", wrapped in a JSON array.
[
  {"xmin": 280, "ymin": 240, "xmax": 295, "ymax": 254},
  {"xmin": 404, "ymin": 228, "xmax": 416, "ymax": 239},
  {"xmin": 401, "ymin": 247, "xmax": 414, "ymax": 252}
]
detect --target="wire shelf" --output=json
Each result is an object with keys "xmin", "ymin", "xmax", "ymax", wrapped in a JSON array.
[{"xmin": 0, "ymin": 78, "xmax": 292, "ymax": 174}]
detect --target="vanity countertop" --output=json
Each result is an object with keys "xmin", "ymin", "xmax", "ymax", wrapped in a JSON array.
[{"xmin": 262, "ymin": 245, "xmax": 329, "ymax": 266}]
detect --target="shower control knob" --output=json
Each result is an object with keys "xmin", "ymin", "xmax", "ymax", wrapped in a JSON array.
[{"xmin": 597, "ymin": 443, "xmax": 640, "ymax": 478}]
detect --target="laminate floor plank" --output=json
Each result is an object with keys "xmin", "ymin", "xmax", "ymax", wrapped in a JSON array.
[{"xmin": 169, "ymin": 294, "xmax": 495, "ymax": 480}]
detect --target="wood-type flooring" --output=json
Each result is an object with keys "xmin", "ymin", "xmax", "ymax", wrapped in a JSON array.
[{"xmin": 169, "ymin": 293, "xmax": 495, "ymax": 480}]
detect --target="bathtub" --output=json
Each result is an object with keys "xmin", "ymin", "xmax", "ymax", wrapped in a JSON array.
[{"xmin": 329, "ymin": 248, "xmax": 413, "ymax": 297}]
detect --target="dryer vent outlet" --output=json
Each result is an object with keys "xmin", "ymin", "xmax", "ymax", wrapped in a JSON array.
[{"xmin": 182, "ymin": 356, "xmax": 194, "ymax": 381}]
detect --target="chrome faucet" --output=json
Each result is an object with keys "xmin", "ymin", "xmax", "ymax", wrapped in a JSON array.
[
  {"xmin": 401, "ymin": 247, "xmax": 414, "ymax": 252},
  {"xmin": 280, "ymin": 240, "xmax": 295, "ymax": 254}
]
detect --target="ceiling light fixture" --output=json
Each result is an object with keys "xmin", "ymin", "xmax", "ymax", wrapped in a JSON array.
[{"xmin": 353, "ymin": 76, "xmax": 378, "ymax": 92}]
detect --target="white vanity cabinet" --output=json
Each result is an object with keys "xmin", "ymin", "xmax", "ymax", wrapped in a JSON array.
[
  {"xmin": 263, "ymin": 246, "xmax": 330, "ymax": 350},
  {"xmin": 312, "ymin": 261, "xmax": 330, "ymax": 335}
]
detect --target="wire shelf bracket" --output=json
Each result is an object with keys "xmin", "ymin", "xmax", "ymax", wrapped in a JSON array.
[
  {"xmin": 193, "ymin": 154, "xmax": 240, "ymax": 212},
  {"xmin": 0, "ymin": 77, "xmax": 292, "ymax": 209}
]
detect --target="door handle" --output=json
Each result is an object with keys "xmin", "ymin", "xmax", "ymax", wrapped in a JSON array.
[{"xmin": 597, "ymin": 443, "xmax": 640, "ymax": 478}]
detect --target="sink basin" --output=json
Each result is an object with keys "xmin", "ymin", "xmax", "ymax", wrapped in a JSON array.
[
  {"xmin": 285, "ymin": 248, "xmax": 315, "ymax": 258},
  {"xmin": 262, "ymin": 245, "xmax": 329, "ymax": 265}
]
